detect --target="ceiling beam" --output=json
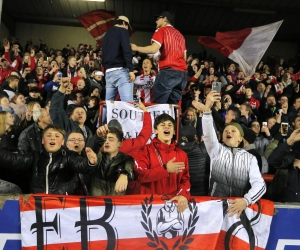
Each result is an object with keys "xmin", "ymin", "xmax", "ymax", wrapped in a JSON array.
[{"xmin": 149, "ymin": 0, "xmax": 300, "ymax": 14}]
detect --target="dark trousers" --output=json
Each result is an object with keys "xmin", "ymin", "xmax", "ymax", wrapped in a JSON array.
[{"xmin": 153, "ymin": 68, "xmax": 187, "ymax": 104}]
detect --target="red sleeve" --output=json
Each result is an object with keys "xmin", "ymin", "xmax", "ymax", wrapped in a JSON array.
[
  {"xmin": 29, "ymin": 56, "xmax": 36, "ymax": 71},
  {"xmin": 4, "ymin": 52, "xmax": 12, "ymax": 63},
  {"xmin": 191, "ymin": 75, "xmax": 198, "ymax": 82},
  {"xmin": 177, "ymin": 154, "xmax": 190, "ymax": 199},
  {"xmin": 120, "ymin": 112, "xmax": 153, "ymax": 158},
  {"xmin": 151, "ymin": 28, "xmax": 164, "ymax": 46},
  {"xmin": 134, "ymin": 146, "xmax": 169, "ymax": 183},
  {"xmin": 256, "ymin": 100, "xmax": 260, "ymax": 109},
  {"xmin": 292, "ymin": 72, "xmax": 300, "ymax": 81}
]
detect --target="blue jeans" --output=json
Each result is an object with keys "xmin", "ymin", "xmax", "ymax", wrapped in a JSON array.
[
  {"xmin": 0, "ymin": 179, "xmax": 22, "ymax": 194},
  {"xmin": 105, "ymin": 68, "xmax": 134, "ymax": 102},
  {"xmin": 153, "ymin": 68, "xmax": 187, "ymax": 104}
]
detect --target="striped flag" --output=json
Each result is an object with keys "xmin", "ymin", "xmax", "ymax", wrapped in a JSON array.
[
  {"xmin": 20, "ymin": 195, "xmax": 273, "ymax": 250},
  {"xmin": 78, "ymin": 10, "xmax": 116, "ymax": 45},
  {"xmin": 198, "ymin": 21, "xmax": 283, "ymax": 76}
]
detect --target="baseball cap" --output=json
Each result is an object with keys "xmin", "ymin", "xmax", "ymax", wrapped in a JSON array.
[
  {"xmin": 155, "ymin": 11, "xmax": 174, "ymax": 24},
  {"xmin": 29, "ymin": 87, "xmax": 40, "ymax": 93},
  {"xmin": 27, "ymin": 78, "xmax": 38, "ymax": 84},
  {"xmin": 117, "ymin": 15, "xmax": 132, "ymax": 29}
]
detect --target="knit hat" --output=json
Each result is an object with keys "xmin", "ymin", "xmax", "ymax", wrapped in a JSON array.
[
  {"xmin": 225, "ymin": 122, "xmax": 244, "ymax": 137},
  {"xmin": 108, "ymin": 119, "xmax": 122, "ymax": 132},
  {"xmin": 242, "ymin": 127, "xmax": 256, "ymax": 144},
  {"xmin": 178, "ymin": 125, "xmax": 197, "ymax": 150}
]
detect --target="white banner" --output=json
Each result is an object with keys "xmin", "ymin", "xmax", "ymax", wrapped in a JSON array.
[{"xmin": 106, "ymin": 101, "xmax": 176, "ymax": 141}]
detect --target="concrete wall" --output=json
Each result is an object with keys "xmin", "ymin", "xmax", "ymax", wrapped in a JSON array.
[
  {"xmin": 3, "ymin": 22, "xmax": 298, "ymax": 62},
  {"xmin": 0, "ymin": 22, "xmax": 10, "ymax": 40}
]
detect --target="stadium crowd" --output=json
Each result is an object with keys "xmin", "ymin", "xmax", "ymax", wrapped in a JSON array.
[{"xmin": 0, "ymin": 13, "xmax": 300, "ymax": 215}]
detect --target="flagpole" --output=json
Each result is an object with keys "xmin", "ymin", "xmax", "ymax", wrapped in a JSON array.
[{"xmin": 0, "ymin": 0, "xmax": 3, "ymax": 29}]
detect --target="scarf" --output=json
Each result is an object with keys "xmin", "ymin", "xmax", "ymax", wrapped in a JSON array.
[{"xmin": 67, "ymin": 65, "xmax": 78, "ymax": 78}]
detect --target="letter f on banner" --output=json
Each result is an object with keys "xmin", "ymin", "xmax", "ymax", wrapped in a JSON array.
[{"xmin": 30, "ymin": 196, "xmax": 60, "ymax": 250}]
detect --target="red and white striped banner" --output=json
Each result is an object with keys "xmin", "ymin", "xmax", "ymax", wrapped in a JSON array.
[
  {"xmin": 20, "ymin": 195, "xmax": 273, "ymax": 250},
  {"xmin": 77, "ymin": 10, "xmax": 116, "ymax": 45}
]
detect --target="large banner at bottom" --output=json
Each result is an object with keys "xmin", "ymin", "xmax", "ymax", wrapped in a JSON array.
[{"xmin": 19, "ymin": 195, "xmax": 273, "ymax": 250}]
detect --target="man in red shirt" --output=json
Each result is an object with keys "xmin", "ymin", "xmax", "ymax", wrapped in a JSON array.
[{"xmin": 131, "ymin": 11, "xmax": 187, "ymax": 104}]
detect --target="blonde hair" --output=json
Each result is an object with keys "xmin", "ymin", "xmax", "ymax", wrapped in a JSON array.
[
  {"xmin": 183, "ymin": 107, "xmax": 197, "ymax": 118},
  {"xmin": 0, "ymin": 111, "xmax": 10, "ymax": 136},
  {"xmin": 182, "ymin": 107, "xmax": 197, "ymax": 128}
]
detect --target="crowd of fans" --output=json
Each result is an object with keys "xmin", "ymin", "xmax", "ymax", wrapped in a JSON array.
[{"xmin": 0, "ymin": 17, "xmax": 300, "ymax": 214}]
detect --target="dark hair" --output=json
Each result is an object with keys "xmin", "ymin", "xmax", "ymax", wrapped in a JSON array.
[
  {"xmin": 6, "ymin": 75, "xmax": 19, "ymax": 83},
  {"xmin": 190, "ymin": 83, "xmax": 200, "ymax": 91},
  {"xmin": 265, "ymin": 93, "xmax": 275, "ymax": 99},
  {"xmin": 114, "ymin": 19, "xmax": 129, "ymax": 26},
  {"xmin": 42, "ymin": 124, "xmax": 66, "ymax": 138},
  {"xmin": 108, "ymin": 127, "xmax": 123, "ymax": 142},
  {"xmin": 69, "ymin": 90, "xmax": 83, "ymax": 101},
  {"xmin": 154, "ymin": 113, "xmax": 176, "ymax": 130},
  {"xmin": 227, "ymin": 106, "xmax": 241, "ymax": 123},
  {"xmin": 248, "ymin": 119, "xmax": 260, "ymax": 129},
  {"xmin": 293, "ymin": 96, "xmax": 300, "ymax": 104}
]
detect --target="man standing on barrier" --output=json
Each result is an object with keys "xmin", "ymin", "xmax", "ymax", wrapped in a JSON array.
[
  {"xmin": 131, "ymin": 11, "xmax": 187, "ymax": 104},
  {"xmin": 102, "ymin": 16, "xmax": 135, "ymax": 102}
]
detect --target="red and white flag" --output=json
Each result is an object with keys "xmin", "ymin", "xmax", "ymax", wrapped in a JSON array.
[
  {"xmin": 198, "ymin": 21, "xmax": 283, "ymax": 76},
  {"xmin": 78, "ymin": 10, "xmax": 116, "ymax": 45},
  {"xmin": 20, "ymin": 195, "xmax": 273, "ymax": 250}
]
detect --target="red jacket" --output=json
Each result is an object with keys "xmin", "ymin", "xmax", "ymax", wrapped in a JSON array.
[
  {"xmin": 119, "ymin": 112, "xmax": 152, "ymax": 159},
  {"xmin": 134, "ymin": 138, "xmax": 190, "ymax": 199},
  {"xmin": 0, "ymin": 68, "xmax": 12, "ymax": 84}
]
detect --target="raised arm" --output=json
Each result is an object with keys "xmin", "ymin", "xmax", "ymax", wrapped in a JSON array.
[
  {"xmin": 202, "ymin": 91, "xmax": 222, "ymax": 158},
  {"xmin": 49, "ymin": 78, "xmax": 71, "ymax": 129}
]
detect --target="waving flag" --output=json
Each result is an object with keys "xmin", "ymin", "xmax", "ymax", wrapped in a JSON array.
[
  {"xmin": 198, "ymin": 21, "xmax": 283, "ymax": 76},
  {"xmin": 78, "ymin": 10, "xmax": 116, "ymax": 45},
  {"xmin": 20, "ymin": 194, "xmax": 273, "ymax": 250}
]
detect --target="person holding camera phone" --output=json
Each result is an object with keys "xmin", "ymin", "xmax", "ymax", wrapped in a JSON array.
[{"xmin": 202, "ymin": 91, "xmax": 265, "ymax": 218}]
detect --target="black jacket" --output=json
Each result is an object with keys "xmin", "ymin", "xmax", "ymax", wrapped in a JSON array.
[
  {"xmin": 268, "ymin": 141, "xmax": 300, "ymax": 202},
  {"xmin": 0, "ymin": 137, "xmax": 33, "ymax": 193},
  {"xmin": 31, "ymin": 147, "xmax": 97, "ymax": 195},
  {"xmin": 179, "ymin": 142, "xmax": 210, "ymax": 196},
  {"xmin": 18, "ymin": 122, "xmax": 43, "ymax": 153},
  {"xmin": 102, "ymin": 26, "xmax": 133, "ymax": 72}
]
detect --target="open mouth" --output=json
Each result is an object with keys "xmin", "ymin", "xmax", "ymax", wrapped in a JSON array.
[
  {"xmin": 49, "ymin": 142, "xmax": 56, "ymax": 146},
  {"xmin": 164, "ymin": 131, "xmax": 170, "ymax": 135},
  {"xmin": 226, "ymin": 135, "xmax": 232, "ymax": 139},
  {"xmin": 74, "ymin": 145, "xmax": 79, "ymax": 149}
]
